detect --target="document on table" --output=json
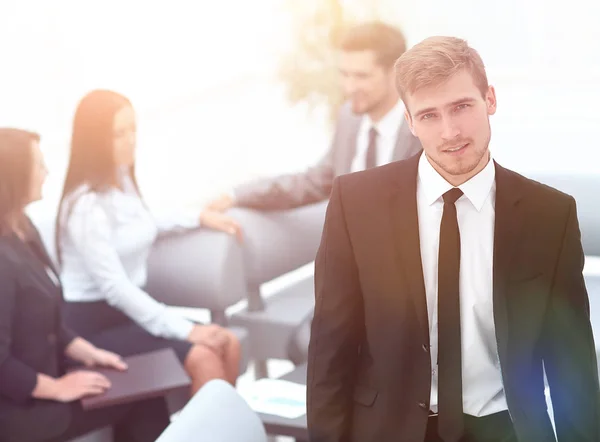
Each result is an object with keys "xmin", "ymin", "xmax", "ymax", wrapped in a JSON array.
[{"xmin": 241, "ymin": 378, "xmax": 307, "ymax": 419}]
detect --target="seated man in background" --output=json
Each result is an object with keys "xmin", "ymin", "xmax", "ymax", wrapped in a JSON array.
[{"xmin": 202, "ymin": 21, "xmax": 422, "ymax": 231}]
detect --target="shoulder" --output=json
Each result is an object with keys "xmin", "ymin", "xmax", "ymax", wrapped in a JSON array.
[
  {"xmin": 496, "ymin": 164, "xmax": 579, "ymax": 242},
  {"xmin": 334, "ymin": 101, "xmax": 362, "ymax": 128},
  {"xmin": 338, "ymin": 152, "xmax": 419, "ymax": 194},
  {"xmin": 498, "ymin": 164, "xmax": 575, "ymax": 209},
  {"xmin": 63, "ymin": 185, "xmax": 114, "ymax": 217},
  {"xmin": 61, "ymin": 185, "xmax": 112, "ymax": 231}
]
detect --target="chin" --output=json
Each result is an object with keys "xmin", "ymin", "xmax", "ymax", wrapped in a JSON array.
[{"xmin": 351, "ymin": 102, "xmax": 368, "ymax": 115}]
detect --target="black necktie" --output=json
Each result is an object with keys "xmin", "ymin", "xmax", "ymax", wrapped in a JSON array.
[
  {"xmin": 365, "ymin": 127, "xmax": 378, "ymax": 169},
  {"xmin": 438, "ymin": 188, "xmax": 464, "ymax": 442}
]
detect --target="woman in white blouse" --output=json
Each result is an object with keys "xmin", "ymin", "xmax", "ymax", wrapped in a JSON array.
[{"xmin": 56, "ymin": 89, "xmax": 240, "ymax": 394}]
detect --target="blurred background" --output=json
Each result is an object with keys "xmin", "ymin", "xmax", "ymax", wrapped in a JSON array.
[
  {"xmin": 1, "ymin": 0, "xmax": 599, "ymax": 223},
  {"xmin": 1, "ymin": 2, "xmax": 599, "ymax": 440}
]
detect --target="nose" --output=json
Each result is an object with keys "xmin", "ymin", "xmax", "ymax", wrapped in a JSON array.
[{"xmin": 440, "ymin": 116, "xmax": 460, "ymax": 140}]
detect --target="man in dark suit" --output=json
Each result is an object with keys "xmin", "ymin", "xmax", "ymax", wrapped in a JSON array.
[
  {"xmin": 306, "ymin": 36, "xmax": 599, "ymax": 442},
  {"xmin": 200, "ymin": 22, "xmax": 422, "ymax": 234}
]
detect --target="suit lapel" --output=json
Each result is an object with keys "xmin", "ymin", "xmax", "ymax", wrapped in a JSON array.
[
  {"xmin": 16, "ymin": 222, "xmax": 62, "ymax": 294},
  {"xmin": 492, "ymin": 162, "xmax": 525, "ymax": 362},
  {"xmin": 26, "ymin": 220, "xmax": 61, "ymax": 280},
  {"xmin": 388, "ymin": 154, "xmax": 429, "ymax": 341},
  {"xmin": 386, "ymin": 157, "xmax": 526, "ymax": 350}
]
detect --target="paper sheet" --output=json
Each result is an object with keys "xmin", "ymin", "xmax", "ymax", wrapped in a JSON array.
[{"xmin": 240, "ymin": 378, "xmax": 307, "ymax": 419}]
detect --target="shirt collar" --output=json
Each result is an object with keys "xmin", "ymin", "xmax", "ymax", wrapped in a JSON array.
[
  {"xmin": 418, "ymin": 151, "xmax": 495, "ymax": 211},
  {"xmin": 364, "ymin": 99, "xmax": 406, "ymax": 138}
]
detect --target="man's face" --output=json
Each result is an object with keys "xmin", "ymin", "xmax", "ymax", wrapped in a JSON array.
[
  {"xmin": 405, "ymin": 70, "xmax": 496, "ymax": 181},
  {"xmin": 338, "ymin": 50, "xmax": 395, "ymax": 115}
]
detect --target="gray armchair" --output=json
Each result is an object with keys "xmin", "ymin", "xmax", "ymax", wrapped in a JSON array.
[
  {"xmin": 146, "ymin": 228, "xmax": 248, "ymax": 325},
  {"xmin": 228, "ymin": 202, "xmax": 326, "ymax": 309},
  {"xmin": 228, "ymin": 203, "xmax": 326, "ymax": 376}
]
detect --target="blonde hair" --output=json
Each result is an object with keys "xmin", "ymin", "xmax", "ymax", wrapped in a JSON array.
[{"xmin": 394, "ymin": 36, "xmax": 488, "ymax": 104}]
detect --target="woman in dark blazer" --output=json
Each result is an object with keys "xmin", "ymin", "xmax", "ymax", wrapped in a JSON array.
[{"xmin": 0, "ymin": 128, "xmax": 171, "ymax": 442}]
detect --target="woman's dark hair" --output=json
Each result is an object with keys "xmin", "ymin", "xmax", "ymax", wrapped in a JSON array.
[
  {"xmin": 0, "ymin": 128, "xmax": 40, "ymax": 236},
  {"xmin": 55, "ymin": 89, "xmax": 138, "ymax": 263}
]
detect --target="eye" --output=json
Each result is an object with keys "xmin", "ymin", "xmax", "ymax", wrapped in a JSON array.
[
  {"xmin": 455, "ymin": 103, "xmax": 470, "ymax": 111},
  {"xmin": 421, "ymin": 113, "xmax": 436, "ymax": 120}
]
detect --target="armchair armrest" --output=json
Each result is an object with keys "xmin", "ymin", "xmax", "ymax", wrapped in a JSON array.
[
  {"xmin": 146, "ymin": 228, "xmax": 247, "ymax": 314},
  {"xmin": 228, "ymin": 201, "xmax": 327, "ymax": 288}
]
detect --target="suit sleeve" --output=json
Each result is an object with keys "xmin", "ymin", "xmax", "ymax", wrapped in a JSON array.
[
  {"xmin": 307, "ymin": 177, "xmax": 364, "ymax": 442},
  {"xmin": 232, "ymin": 105, "xmax": 352, "ymax": 211},
  {"xmin": 232, "ymin": 145, "xmax": 336, "ymax": 211},
  {"xmin": 0, "ymin": 253, "xmax": 39, "ymax": 404},
  {"xmin": 542, "ymin": 197, "xmax": 600, "ymax": 441},
  {"xmin": 233, "ymin": 158, "xmax": 335, "ymax": 211},
  {"xmin": 58, "ymin": 323, "xmax": 77, "ymax": 353}
]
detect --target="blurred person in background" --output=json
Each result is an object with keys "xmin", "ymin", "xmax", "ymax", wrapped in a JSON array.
[
  {"xmin": 56, "ymin": 90, "xmax": 241, "ymax": 395},
  {"xmin": 202, "ymin": 21, "xmax": 422, "ymax": 234},
  {"xmin": 0, "ymin": 128, "xmax": 170, "ymax": 442}
]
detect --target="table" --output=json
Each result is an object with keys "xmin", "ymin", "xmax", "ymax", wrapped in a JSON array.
[{"xmin": 259, "ymin": 363, "xmax": 308, "ymax": 442}]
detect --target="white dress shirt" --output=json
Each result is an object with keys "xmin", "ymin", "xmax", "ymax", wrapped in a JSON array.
[
  {"xmin": 416, "ymin": 152, "xmax": 508, "ymax": 417},
  {"xmin": 59, "ymin": 174, "xmax": 200, "ymax": 341},
  {"xmin": 350, "ymin": 99, "xmax": 406, "ymax": 173}
]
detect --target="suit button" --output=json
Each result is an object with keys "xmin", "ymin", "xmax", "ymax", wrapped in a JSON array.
[
  {"xmin": 418, "ymin": 402, "xmax": 428, "ymax": 411},
  {"xmin": 422, "ymin": 344, "xmax": 429, "ymax": 353},
  {"xmin": 47, "ymin": 333, "xmax": 57, "ymax": 345}
]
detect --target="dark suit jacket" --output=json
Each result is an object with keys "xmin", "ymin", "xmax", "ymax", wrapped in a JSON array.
[
  {"xmin": 234, "ymin": 102, "xmax": 423, "ymax": 210},
  {"xmin": 307, "ymin": 153, "xmax": 600, "ymax": 442},
  {"xmin": 0, "ymin": 220, "xmax": 78, "ymax": 441}
]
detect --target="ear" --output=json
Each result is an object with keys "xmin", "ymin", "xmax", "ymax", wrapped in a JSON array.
[
  {"xmin": 404, "ymin": 109, "xmax": 416, "ymax": 136},
  {"xmin": 486, "ymin": 85, "xmax": 497, "ymax": 116}
]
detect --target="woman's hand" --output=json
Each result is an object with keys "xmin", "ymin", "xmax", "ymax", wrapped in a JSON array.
[
  {"xmin": 199, "ymin": 210, "xmax": 243, "ymax": 242},
  {"xmin": 53, "ymin": 371, "xmax": 111, "ymax": 402},
  {"xmin": 65, "ymin": 337, "xmax": 127, "ymax": 371},
  {"xmin": 88, "ymin": 348, "xmax": 128, "ymax": 371}
]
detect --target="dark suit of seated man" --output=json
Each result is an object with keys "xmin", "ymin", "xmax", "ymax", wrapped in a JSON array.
[
  {"xmin": 0, "ymin": 128, "xmax": 170, "ymax": 442},
  {"xmin": 306, "ymin": 37, "xmax": 600, "ymax": 442}
]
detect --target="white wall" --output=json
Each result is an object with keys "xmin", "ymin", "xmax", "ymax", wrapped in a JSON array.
[
  {"xmin": 1, "ymin": 0, "xmax": 598, "ymax": 224},
  {"xmin": 382, "ymin": 0, "xmax": 600, "ymax": 173}
]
